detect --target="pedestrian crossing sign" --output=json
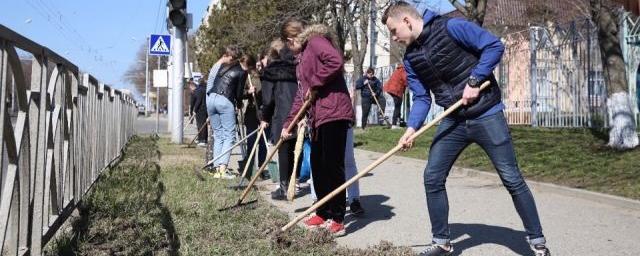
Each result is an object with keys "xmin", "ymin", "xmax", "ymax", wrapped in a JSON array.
[{"xmin": 149, "ymin": 34, "xmax": 171, "ymax": 56}]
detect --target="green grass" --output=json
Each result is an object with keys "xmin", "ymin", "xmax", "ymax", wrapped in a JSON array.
[
  {"xmin": 354, "ymin": 126, "xmax": 640, "ymax": 200},
  {"xmin": 46, "ymin": 136, "xmax": 414, "ymax": 256}
]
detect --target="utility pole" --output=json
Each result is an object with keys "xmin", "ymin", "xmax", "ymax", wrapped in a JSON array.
[
  {"xmin": 369, "ymin": 0, "xmax": 377, "ymax": 68},
  {"xmin": 171, "ymin": 27, "xmax": 185, "ymax": 143},
  {"xmin": 156, "ymin": 56, "xmax": 161, "ymax": 135},
  {"xmin": 145, "ymin": 36, "xmax": 150, "ymax": 116},
  {"xmin": 168, "ymin": 0, "xmax": 188, "ymax": 144}
]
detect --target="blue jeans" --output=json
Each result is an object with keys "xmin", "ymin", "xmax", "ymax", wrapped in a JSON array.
[
  {"xmin": 207, "ymin": 93, "xmax": 236, "ymax": 168},
  {"xmin": 424, "ymin": 111, "xmax": 546, "ymax": 246}
]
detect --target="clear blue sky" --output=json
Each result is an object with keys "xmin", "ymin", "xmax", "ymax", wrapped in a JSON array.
[
  {"xmin": 0, "ymin": 0, "xmax": 211, "ymax": 98},
  {"xmin": 0, "ymin": 0, "xmax": 454, "ymax": 99}
]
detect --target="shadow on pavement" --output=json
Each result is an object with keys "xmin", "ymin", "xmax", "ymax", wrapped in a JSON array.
[
  {"xmin": 344, "ymin": 194, "xmax": 395, "ymax": 233},
  {"xmin": 449, "ymin": 223, "xmax": 531, "ymax": 256}
]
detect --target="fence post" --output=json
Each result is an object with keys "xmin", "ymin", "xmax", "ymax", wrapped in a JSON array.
[{"xmin": 530, "ymin": 27, "xmax": 539, "ymax": 127}]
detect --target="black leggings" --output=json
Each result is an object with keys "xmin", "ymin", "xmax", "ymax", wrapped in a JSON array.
[
  {"xmin": 278, "ymin": 139, "xmax": 301, "ymax": 190},
  {"xmin": 311, "ymin": 120, "xmax": 348, "ymax": 222}
]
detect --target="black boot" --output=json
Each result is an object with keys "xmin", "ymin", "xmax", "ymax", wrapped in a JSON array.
[
  {"xmin": 270, "ymin": 187, "xmax": 286, "ymax": 200},
  {"xmin": 349, "ymin": 199, "xmax": 365, "ymax": 216}
]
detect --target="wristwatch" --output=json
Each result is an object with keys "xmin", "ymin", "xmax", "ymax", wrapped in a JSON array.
[{"xmin": 467, "ymin": 75, "xmax": 479, "ymax": 88}]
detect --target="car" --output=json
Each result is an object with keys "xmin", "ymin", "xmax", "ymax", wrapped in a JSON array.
[{"xmin": 137, "ymin": 105, "xmax": 146, "ymax": 116}]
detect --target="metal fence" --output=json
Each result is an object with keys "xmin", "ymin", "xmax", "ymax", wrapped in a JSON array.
[
  {"xmin": 346, "ymin": 64, "xmax": 445, "ymax": 127},
  {"xmin": 499, "ymin": 17, "xmax": 640, "ymax": 128},
  {"xmin": 623, "ymin": 13, "xmax": 640, "ymax": 128},
  {"xmin": 350, "ymin": 16, "xmax": 640, "ymax": 129},
  {"xmin": 0, "ymin": 24, "xmax": 136, "ymax": 255},
  {"xmin": 497, "ymin": 19, "xmax": 613, "ymax": 128}
]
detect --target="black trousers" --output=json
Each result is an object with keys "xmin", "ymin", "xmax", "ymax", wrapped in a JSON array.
[
  {"xmin": 278, "ymin": 139, "xmax": 301, "ymax": 191},
  {"xmin": 195, "ymin": 112, "xmax": 208, "ymax": 142},
  {"xmin": 361, "ymin": 97, "xmax": 386, "ymax": 128},
  {"xmin": 391, "ymin": 94, "xmax": 403, "ymax": 125},
  {"xmin": 312, "ymin": 120, "xmax": 348, "ymax": 222}
]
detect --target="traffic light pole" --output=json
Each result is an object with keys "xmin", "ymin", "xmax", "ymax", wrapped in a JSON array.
[
  {"xmin": 171, "ymin": 26, "xmax": 185, "ymax": 144},
  {"xmin": 168, "ymin": 0, "xmax": 188, "ymax": 144}
]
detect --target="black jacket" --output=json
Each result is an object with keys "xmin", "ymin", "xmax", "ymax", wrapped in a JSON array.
[
  {"xmin": 260, "ymin": 49, "xmax": 298, "ymax": 142},
  {"xmin": 209, "ymin": 63, "xmax": 247, "ymax": 107},
  {"xmin": 190, "ymin": 82, "xmax": 207, "ymax": 117},
  {"xmin": 243, "ymin": 71, "xmax": 262, "ymax": 129},
  {"xmin": 355, "ymin": 76, "xmax": 383, "ymax": 99}
]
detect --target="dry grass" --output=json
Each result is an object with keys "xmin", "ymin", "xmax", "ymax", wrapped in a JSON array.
[{"xmin": 46, "ymin": 136, "xmax": 415, "ymax": 256}]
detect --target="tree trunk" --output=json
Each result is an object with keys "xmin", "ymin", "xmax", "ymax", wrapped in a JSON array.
[
  {"xmin": 330, "ymin": 0, "xmax": 350, "ymax": 53},
  {"xmin": 347, "ymin": 0, "xmax": 370, "ymax": 82},
  {"xmin": 449, "ymin": 0, "xmax": 487, "ymax": 26},
  {"xmin": 591, "ymin": 0, "xmax": 639, "ymax": 149}
]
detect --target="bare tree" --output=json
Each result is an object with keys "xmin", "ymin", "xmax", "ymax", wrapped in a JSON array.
[
  {"xmin": 322, "ymin": 0, "xmax": 371, "ymax": 81},
  {"xmin": 346, "ymin": 0, "xmax": 372, "ymax": 81},
  {"xmin": 590, "ymin": 0, "xmax": 639, "ymax": 149},
  {"xmin": 328, "ymin": 1, "xmax": 350, "ymax": 53},
  {"xmin": 448, "ymin": 0, "xmax": 488, "ymax": 25},
  {"xmin": 122, "ymin": 44, "xmax": 169, "ymax": 107},
  {"xmin": 374, "ymin": 0, "xmax": 446, "ymax": 64}
]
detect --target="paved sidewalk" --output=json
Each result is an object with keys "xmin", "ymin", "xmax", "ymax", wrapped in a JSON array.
[
  {"xmin": 155, "ymin": 117, "xmax": 640, "ymax": 255},
  {"xmin": 258, "ymin": 149, "xmax": 640, "ymax": 256}
]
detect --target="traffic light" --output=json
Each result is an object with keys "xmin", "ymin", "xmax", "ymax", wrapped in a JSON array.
[{"xmin": 168, "ymin": 0, "xmax": 187, "ymax": 28}]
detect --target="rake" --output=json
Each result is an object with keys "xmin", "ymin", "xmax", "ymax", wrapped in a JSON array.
[
  {"xmin": 218, "ymin": 94, "xmax": 314, "ymax": 211},
  {"xmin": 280, "ymin": 81, "xmax": 491, "ymax": 232}
]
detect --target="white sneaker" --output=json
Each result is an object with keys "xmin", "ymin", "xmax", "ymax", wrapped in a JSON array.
[
  {"xmin": 197, "ymin": 142, "xmax": 207, "ymax": 147},
  {"xmin": 213, "ymin": 170, "xmax": 235, "ymax": 179}
]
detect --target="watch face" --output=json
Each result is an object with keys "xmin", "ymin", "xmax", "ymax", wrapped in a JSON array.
[{"xmin": 468, "ymin": 77, "xmax": 478, "ymax": 86}]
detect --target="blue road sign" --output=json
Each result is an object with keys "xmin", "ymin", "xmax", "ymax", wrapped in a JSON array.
[{"xmin": 149, "ymin": 34, "xmax": 171, "ymax": 56}]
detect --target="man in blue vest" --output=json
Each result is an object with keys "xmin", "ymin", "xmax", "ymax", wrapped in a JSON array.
[{"xmin": 382, "ymin": 2, "xmax": 550, "ymax": 256}]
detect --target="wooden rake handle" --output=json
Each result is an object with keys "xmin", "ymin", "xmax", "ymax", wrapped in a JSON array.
[
  {"xmin": 280, "ymin": 81, "xmax": 491, "ymax": 232},
  {"xmin": 202, "ymin": 128, "xmax": 260, "ymax": 169},
  {"xmin": 365, "ymin": 81, "xmax": 391, "ymax": 126},
  {"xmin": 287, "ymin": 121, "xmax": 307, "ymax": 201},
  {"xmin": 189, "ymin": 117, "xmax": 210, "ymax": 146},
  {"xmin": 239, "ymin": 126, "xmax": 265, "ymax": 181},
  {"xmin": 237, "ymin": 98, "xmax": 314, "ymax": 205}
]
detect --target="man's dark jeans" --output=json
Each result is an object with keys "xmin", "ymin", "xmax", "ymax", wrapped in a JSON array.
[
  {"xmin": 424, "ymin": 111, "xmax": 546, "ymax": 246},
  {"xmin": 361, "ymin": 96, "xmax": 386, "ymax": 128}
]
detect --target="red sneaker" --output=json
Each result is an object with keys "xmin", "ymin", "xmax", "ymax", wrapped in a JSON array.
[
  {"xmin": 325, "ymin": 220, "xmax": 346, "ymax": 236},
  {"xmin": 303, "ymin": 215, "xmax": 326, "ymax": 229}
]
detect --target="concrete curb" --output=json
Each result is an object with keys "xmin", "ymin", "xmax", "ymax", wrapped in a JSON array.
[{"xmin": 356, "ymin": 149, "xmax": 640, "ymax": 212}]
